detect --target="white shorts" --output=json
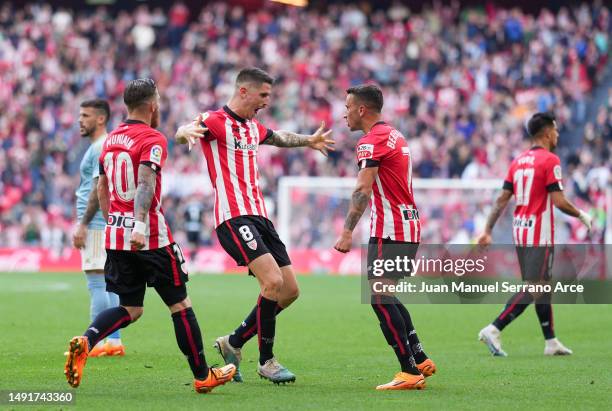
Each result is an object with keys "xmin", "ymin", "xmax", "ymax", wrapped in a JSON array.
[{"xmin": 80, "ymin": 229, "xmax": 107, "ymax": 272}]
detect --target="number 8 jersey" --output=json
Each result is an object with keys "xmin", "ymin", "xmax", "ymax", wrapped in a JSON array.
[
  {"xmin": 99, "ymin": 120, "xmax": 174, "ymax": 250},
  {"xmin": 503, "ymin": 146, "xmax": 563, "ymax": 246}
]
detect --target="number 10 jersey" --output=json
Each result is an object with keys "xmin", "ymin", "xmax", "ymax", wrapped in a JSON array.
[{"xmin": 99, "ymin": 120, "xmax": 173, "ymax": 251}]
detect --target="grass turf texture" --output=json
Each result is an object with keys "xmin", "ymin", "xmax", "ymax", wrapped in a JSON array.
[{"xmin": 1, "ymin": 272, "xmax": 610, "ymax": 411}]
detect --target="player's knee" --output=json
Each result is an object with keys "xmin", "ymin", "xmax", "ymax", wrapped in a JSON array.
[
  {"xmin": 285, "ymin": 283, "xmax": 300, "ymax": 303},
  {"xmin": 262, "ymin": 275, "xmax": 284, "ymax": 295},
  {"xmin": 169, "ymin": 297, "xmax": 192, "ymax": 313},
  {"xmin": 124, "ymin": 306, "xmax": 143, "ymax": 322}
]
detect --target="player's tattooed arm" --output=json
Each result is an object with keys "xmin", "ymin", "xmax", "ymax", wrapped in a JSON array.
[
  {"xmin": 344, "ymin": 190, "xmax": 371, "ymax": 231},
  {"xmin": 483, "ymin": 189, "xmax": 513, "ymax": 234},
  {"xmin": 81, "ymin": 177, "xmax": 100, "ymax": 225},
  {"xmin": 265, "ymin": 122, "xmax": 335, "ymax": 156},
  {"xmin": 133, "ymin": 165, "xmax": 157, "ymax": 223},
  {"xmin": 334, "ymin": 167, "xmax": 377, "ymax": 253},
  {"xmin": 477, "ymin": 189, "xmax": 512, "ymax": 246},
  {"xmin": 97, "ymin": 175, "xmax": 110, "ymax": 221}
]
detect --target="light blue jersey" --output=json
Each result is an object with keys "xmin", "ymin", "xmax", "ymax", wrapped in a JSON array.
[{"xmin": 76, "ymin": 136, "xmax": 106, "ymax": 229}]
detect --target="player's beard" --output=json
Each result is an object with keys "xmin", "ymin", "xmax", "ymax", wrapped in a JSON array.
[
  {"xmin": 79, "ymin": 125, "xmax": 95, "ymax": 137},
  {"xmin": 151, "ymin": 109, "xmax": 160, "ymax": 129}
]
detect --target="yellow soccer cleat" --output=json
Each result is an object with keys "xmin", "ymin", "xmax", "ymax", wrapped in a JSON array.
[
  {"xmin": 417, "ymin": 358, "xmax": 436, "ymax": 377},
  {"xmin": 193, "ymin": 364, "xmax": 237, "ymax": 394},
  {"xmin": 64, "ymin": 336, "xmax": 89, "ymax": 388},
  {"xmin": 375, "ymin": 372, "xmax": 426, "ymax": 391}
]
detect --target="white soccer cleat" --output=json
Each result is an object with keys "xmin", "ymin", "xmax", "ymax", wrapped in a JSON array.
[
  {"xmin": 214, "ymin": 335, "xmax": 243, "ymax": 382},
  {"xmin": 544, "ymin": 338, "xmax": 573, "ymax": 356},
  {"xmin": 478, "ymin": 324, "xmax": 507, "ymax": 357},
  {"xmin": 257, "ymin": 357, "xmax": 296, "ymax": 384}
]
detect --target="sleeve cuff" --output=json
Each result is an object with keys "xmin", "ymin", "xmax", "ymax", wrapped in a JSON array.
[
  {"xmin": 140, "ymin": 161, "xmax": 161, "ymax": 173},
  {"xmin": 99, "ymin": 164, "xmax": 106, "ymax": 175},
  {"xmin": 502, "ymin": 180, "xmax": 513, "ymax": 193},
  {"xmin": 260, "ymin": 129, "xmax": 274, "ymax": 144},
  {"xmin": 546, "ymin": 182, "xmax": 563, "ymax": 192},
  {"xmin": 359, "ymin": 159, "xmax": 380, "ymax": 169}
]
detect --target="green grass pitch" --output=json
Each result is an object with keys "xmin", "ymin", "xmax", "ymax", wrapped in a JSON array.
[{"xmin": 1, "ymin": 272, "xmax": 610, "ymax": 410}]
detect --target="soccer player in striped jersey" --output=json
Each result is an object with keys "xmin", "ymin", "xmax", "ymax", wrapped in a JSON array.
[
  {"xmin": 64, "ymin": 79, "xmax": 236, "ymax": 393},
  {"xmin": 334, "ymin": 84, "xmax": 435, "ymax": 391},
  {"xmin": 175, "ymin": 67, "xmax": 334, "ymax": 384},
  {"xmin": 72, "ymin": 99, "xmax": 125, "ymax": 357},
  {"xmin": 477, "ymin": 112, "xmax": 592, "ymax": 357}
]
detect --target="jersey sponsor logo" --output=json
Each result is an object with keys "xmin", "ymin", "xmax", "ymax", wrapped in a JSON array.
[
  {"xmin": 513, "ymin": 216, "xmax": 534, "ymax": 228},
  {"xmin": 553, "ymin": 165, "xmax": 562, "ymax": 180},
  {"xmin": 246, "ymin": 239, "xmax": 258, "ymax": 250},
  {"xmin": 234, "ymin": 138, "xmax": 257, "ymax": 151},
  {"xmin": 150, "ymin": 145, "xmax": 163, "ymax": 165},
  {"xmin": 357, "ymin": 144, "xmax": 374, "ymax": 160},
  {"xmin": 107, "ymin": 214, "xmax": 135, "ymax": 229},
  {"xmin": 401, "ymin": 207, "xmax": 419, "ymax": 221}
]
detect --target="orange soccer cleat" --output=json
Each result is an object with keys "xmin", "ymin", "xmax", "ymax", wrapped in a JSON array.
[
  {"xmin": 375, "ymin": 372, "xmax": 426, "ymax": 391},
  {"xmin": 193, "ymin": 364, "xmax": 237, "ymax": 394},
  {"xmin": 104, "ymin": 342, "xmax": 126, "ymax": 356},
  {"xmin": 417, "ymin": 358, "xmax": 437, "ymax": 377},
  {"xmin": 64, "ymin": 336, "xmax": 89, "ymax": 388}
]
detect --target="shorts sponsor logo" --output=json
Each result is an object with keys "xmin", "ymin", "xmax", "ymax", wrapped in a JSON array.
[
  {"xmin": 357, "ymin": 144, "xmax": 374, "ymax": 160},
  {"xmin": 246, "ymin": 239, "xmax": 258, "ymax": 250},
  {"xmin": 150, "ymin": 145, "xmax": 163, "ymax": 165}
]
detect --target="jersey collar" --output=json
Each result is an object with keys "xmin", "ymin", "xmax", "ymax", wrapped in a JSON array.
[
  {"xmin": 124, "ymin": 119, "xmax": 147, "ymax": 125},
  {"xmin": 530, "ymin": 145, "xmax": 544, "ymax": 151},
  {"xmin": 223, "ymin": 105, "xmax": 246, "ymax": 123}
]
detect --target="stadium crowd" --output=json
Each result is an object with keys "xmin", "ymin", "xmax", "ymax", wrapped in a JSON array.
[{"xmin": 0, "ymin": 1, "xmax": 609, "ymax": 250}]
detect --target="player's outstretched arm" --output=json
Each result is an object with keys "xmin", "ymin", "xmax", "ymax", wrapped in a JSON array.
[
  {"xmin": 550, "ymin": 191, "xmax": 592, "ymax": 230},
  {"xmin": 175, "ymin": 115, "xmax": 208, "ymax": 150},
  {"xmin": 73, "ymin": 177, "xmax": 101, "ymax": 249},
  {"xmin": 264, "ymin": 122, "xmax": 335, "ymax": 156},
  {"xmin": 131, "ymin": 165, "xmax": 157, "ymax": 250},
  {"xmin": 477, "ymin": 189, "xmax": 513, "ymax": 246},
  {"xmin": 334, "ymin": 167, "xmax": 378, "ymax": 253},
  {"xmin": 97, "ymin": 175, "xmax": 110, "ymax": 222}
]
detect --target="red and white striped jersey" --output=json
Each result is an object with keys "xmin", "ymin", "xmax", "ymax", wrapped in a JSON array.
[
  {"xmin": 356, "ymin": 121, "xmax": 420, "ymax": 242},
  {"xmin": 503, "ymin": 147, "xmax": 563, "ymax": 246},
  {"xmin": 199, "ymin": 106, "xmax": 272, "ymax": 227},
  {"xmin": 99, "ymin": 120, "xmax": 173, "ymax": 250}
]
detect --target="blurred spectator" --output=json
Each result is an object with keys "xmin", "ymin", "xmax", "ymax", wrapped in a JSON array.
[{"xmin": 0, "ymin": 1, "xmax": 609, "ymax": 249}]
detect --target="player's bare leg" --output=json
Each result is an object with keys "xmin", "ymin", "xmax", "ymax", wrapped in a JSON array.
[
  {"xmin": 239, "ymin": 254, "xmax": 295, "ymax": 384},
  {"xmin": 216, "ymin": 263, "xmax": 299, "ymax": 382}
]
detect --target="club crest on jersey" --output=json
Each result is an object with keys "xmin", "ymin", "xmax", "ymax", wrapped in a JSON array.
[
  {"xmin": 150, "ymin": 145, "xmax": 163, "ymax": 164},
  {"xmin": 246, "ymin": 239, "xmax": 258, "ymax": 250},
  {"xmin": 357, "ymin": 144, "xmax": 374, "ymax": 160},
  {"xmin": 553, "ymin": 165, "xmax": 562, "ymax": 180}
]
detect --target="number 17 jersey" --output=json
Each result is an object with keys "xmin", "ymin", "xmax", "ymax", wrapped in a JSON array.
[
  {"xmin": 503, "ymin": 147, "xmax": 563, "ymax": 246},
  {"xmin": 99, "ymin": 120, "xmax": 173, "ymax": 251}
]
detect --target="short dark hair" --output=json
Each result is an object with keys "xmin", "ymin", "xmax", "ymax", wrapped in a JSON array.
[
  {"xmin": 527, "ymin": 112, "xmax": 556, "ymax": 137},
  {"xmin": 80, "ymin": 99, "xmax": 110, "ymax": 123},
  {"xmin": 235, "ymin": 67, "xmax": 274, "ymax": 86},
  {"xmin": 346, "ymin": 84, "xmax": 384, "ymax": 113},
  {"xmin": 123, "ymin": 78, "xmax": 157, "ymax": 111}
]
